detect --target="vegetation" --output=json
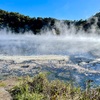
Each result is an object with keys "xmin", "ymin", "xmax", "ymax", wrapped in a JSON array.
[
  {"xmin": 0, "ymin": 81, "xmax": 6, "ymax": 87},
  {"xmin": 0, "ymin": 9, "xmax": 100, "ymax": 35},
  {"xmin": 10, "ymin": 73, "xmax": 100, "ymax": 100},
  {"xmin": 0, "ymin": 9, "xmax": 56, "ymax": 34}
]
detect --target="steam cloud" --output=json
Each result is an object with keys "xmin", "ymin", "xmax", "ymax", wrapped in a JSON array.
[{"xmin": 0, "ymin": 19, "xmax": 100, "ymax": 58}]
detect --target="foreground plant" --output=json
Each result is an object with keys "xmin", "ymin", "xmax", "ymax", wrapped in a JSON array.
[{"xmin": 10, "ymin": 73, "xmax": 100, "ymax": 100}]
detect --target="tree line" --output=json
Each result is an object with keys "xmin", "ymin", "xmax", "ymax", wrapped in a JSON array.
[{"xmin": 0, "ymin": 9, "xmax": 100, "ymax": 34}]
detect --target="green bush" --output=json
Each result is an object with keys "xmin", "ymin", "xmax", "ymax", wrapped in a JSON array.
[{"xmin": 10, "ymin": 73, "xmax": 100, "ymax": 100}]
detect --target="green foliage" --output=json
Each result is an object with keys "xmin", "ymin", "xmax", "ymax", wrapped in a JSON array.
[
  {"xmin": 0, "ymin": 82, "xmax": 6, "ymax": 87},
  {"xmin": 1, "ymin": 9, "xmax": 100, "ymax": 35},
  {"xmin": 0, "ymin": 9, "xmax": 56, "ymax": 34},
  {"xmin": 9, "ymin": 73, "xmax": 100, "ymax": 100}
]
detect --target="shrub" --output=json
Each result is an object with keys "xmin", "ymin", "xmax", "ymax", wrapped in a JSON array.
[{"xmin": 10, "ymin": 73, "xmax": 100, "ymax": 100}]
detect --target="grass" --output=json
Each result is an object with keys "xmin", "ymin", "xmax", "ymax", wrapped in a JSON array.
[
  {"xmin": 0, "ymin": 82, "xmax": 6, "ymax": 87},
  {"xmin": 9, "ymin": 73, "xmax": 100, "ymax": 100}
]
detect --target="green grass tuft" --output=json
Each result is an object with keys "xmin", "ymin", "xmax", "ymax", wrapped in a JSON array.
[
  {"xmin": 10, "ymin": 73, "xmax": 100, "ymax": 100},
  {"xmin": 0, "ymin": 82, "xmax": 6, "ymax": 87}
]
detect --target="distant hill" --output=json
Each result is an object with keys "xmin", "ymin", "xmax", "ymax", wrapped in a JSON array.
[{"xmin": 0, "ymin": 9, "xmax": 100, "ymax": 35}]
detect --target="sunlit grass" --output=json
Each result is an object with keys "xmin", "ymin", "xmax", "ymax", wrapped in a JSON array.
[
  {"xmin": 0, "ymin": 82, "xmax": 6, "ymax": 87},
  {"xmin": 10, "ymin": 73, "xmax": 100, "ymax": 100}
]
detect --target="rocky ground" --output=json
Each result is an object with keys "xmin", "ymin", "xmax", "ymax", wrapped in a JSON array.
[
  {"xmin": 0, "ymin": 55, "xmax": 100, "ymax": 83},
  {"xmin": 0, "ymin": 77, "xmax": 18, "ymax": 100},
  {"xmin": 0, "ymin": 55, "xmax": 100, "ymax": 99}
]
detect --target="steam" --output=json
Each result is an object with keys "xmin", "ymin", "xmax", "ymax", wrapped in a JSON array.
[
  {"xmin": 0, "ymin": 19, "xmax": 100, "ymax": 58},
  {"xmin": 0, "ymin": 20, "xmax": 100, "ymax": 87}
]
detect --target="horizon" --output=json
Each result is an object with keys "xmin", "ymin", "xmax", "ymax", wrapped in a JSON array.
[{"xmin": 0, "ymin": 0, "xmax": 100, "ymax": 20}]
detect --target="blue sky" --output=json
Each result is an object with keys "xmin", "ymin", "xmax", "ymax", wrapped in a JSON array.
[{"xmin": 0, "ymin": 0, "xmax": 100, "ymax": 20}]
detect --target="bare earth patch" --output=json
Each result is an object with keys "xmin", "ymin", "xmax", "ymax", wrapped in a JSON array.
[{"xmin": 0, "ymin": 77, "xmax": 18, "ymax": 100}]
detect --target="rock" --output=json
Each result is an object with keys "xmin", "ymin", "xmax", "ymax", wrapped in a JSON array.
[
  {"xmin": 0, "ymin": 87, "xmax": 12, "ymax": 100},
  {"xmin": 21, "ymin": 65, "xmax": 29, "ymax": 68}
]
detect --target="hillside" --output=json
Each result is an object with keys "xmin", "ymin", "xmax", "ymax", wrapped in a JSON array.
[{"xmin": 0, "ymin": 9, "xmax": 100, "ymax": 35}]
